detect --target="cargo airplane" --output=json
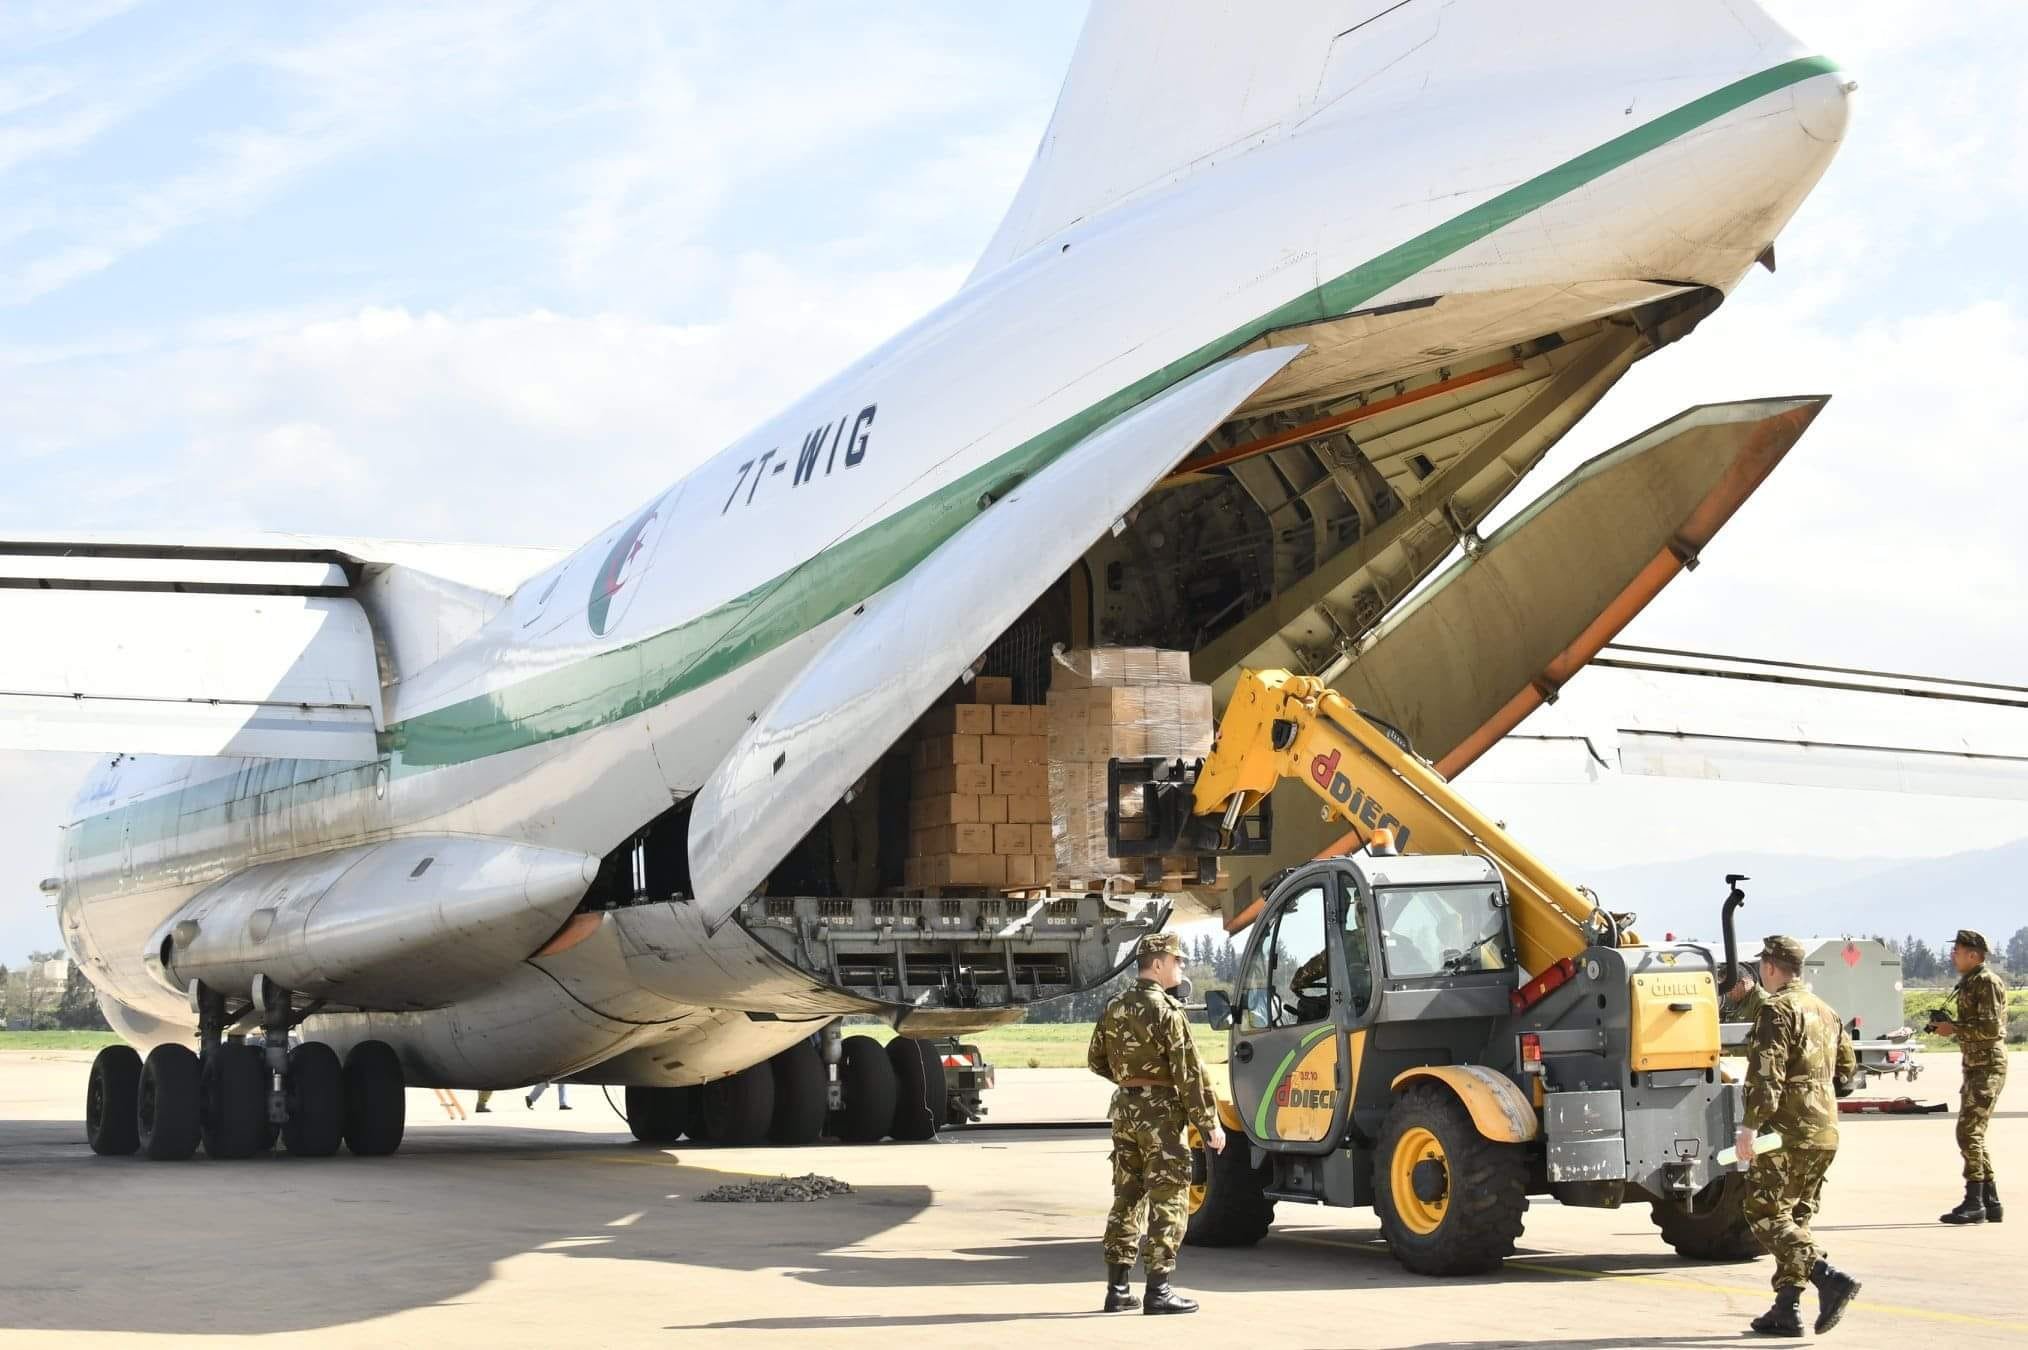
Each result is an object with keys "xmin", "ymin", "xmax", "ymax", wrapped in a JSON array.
[{"xmin": 4, "ymin": 1, "xmax": 1862, "ymax": 1160}]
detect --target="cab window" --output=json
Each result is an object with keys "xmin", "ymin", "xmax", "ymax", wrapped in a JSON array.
[
  {"xmin": 1235, "ymin": 882, "xmax": 1330, "ymax": 1030},
  {"xmin": 1341, "ymin": 892, "xmax": 1374, "ymax": 1015},
  {"xmin": 1375, "ymin": 885, "xmax": 1511, "ymax": 979}
]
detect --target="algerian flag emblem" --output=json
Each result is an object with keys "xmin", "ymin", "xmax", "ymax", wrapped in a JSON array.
[{"xmin": 587, "ymin": 503, "xmax": 662, "ymax": 636}]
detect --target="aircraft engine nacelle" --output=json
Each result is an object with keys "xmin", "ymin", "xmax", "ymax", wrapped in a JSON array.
[{"xmin": 143, "ymin": 835, "xmax": 598, "ymax": 1010}]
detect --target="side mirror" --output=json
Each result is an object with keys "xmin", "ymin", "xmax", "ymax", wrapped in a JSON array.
[{"xmin": 1204, "ymin": 989, "xmax": 1232, "ymax": 1031}]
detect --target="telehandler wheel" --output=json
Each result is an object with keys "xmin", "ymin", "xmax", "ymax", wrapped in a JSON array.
[
  {"xmin": 1182, "ymin": 1122, "xmax": 1275, "ymax": 1248},
  {"xmin": 1650, "ymin": 1170, "xmax": 1762, "ymax": 1262},
  {"xmin": 1373, "ymin": 1083, "xmax": 1528, "ymax": 1276}
]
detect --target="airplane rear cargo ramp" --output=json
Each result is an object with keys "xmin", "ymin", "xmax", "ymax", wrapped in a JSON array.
[{"xmin": 1219, "ymin": 395, "xmax": 1827, "ymax": 917}]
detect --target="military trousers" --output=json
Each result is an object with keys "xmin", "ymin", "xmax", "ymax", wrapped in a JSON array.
[
  {"xmin": 1959, "ymin": 1049, "xmax": 2008, "ymax": 1182},
  {"xmin": 1103, "ymin": 1088, "xmax": 1192, "ymax": 1274},
  {"xmin": 1744, "ymin": 1145, "xmax": 1836, "ymax": 1291}
]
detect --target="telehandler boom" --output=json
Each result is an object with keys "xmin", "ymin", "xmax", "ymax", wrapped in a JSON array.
[{"xmin": 1109, "ymin": 669, "xmax": 1759, "ymax": 1276}]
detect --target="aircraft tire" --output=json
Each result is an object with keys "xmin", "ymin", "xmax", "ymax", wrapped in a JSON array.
[
  {"xmin": 624, "ymin": 1085, "xmax": 691, "ymax": 1144},
  {"xmin": 700, "ymin": 1063, "xmax": 774, "ymax": 1145},
  {"xmin": 343, "ymin": 1040, "xmax": 406, "ymax": 1157},
  {"xmin": 831, "ymin": 1035, "xmax": 895, "ymax": 1143},
  {"xmin": 887, "ymin": 1038, "xmax": 945, "ymax": 1141},
  {"xmin": 768, "ymin": 1042, "xmax": 828, "ymax": 1145},
  {"xmin": 1650, "ymin": 1170, "xmax": 1761, "ymax": 1261},
  {"xmin": 137, "ymin": 1044, "xmax": 203, "ymax": 1161},
  {"xmin": 282, "ymin": 1042, "xmax": 345, "ymax": 1157},
  {"xmin": 202, "ymin": 1042, "xmax": 271, "ymax": 1159},
  {"xmin": 87, "ymin": 1044, "xmax": 142, "ymax": 1156}
]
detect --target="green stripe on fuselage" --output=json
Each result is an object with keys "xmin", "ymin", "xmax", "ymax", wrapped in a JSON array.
[{"xmin": 385, "ymin": 55, "xmax": 1837, "ymax": 772}]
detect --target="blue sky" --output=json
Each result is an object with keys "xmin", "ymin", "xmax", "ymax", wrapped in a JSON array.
[{"xmin": 3, "ymin": 2, "xmax": 2026, "ymax": 959}]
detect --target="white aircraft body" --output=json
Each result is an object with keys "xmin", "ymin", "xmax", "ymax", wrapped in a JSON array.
[{"xmin": 2, "ymin": 2, "xmax": 1860, "ymax": 1156}]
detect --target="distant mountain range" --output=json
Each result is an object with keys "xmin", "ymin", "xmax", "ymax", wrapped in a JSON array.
[{"xmin": 1575, "ymin": 837, "xmax": 2028, "ymax": 953}]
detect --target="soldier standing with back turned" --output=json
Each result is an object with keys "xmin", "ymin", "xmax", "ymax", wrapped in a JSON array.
[
  {"xmin": 1737, "ymin": 934, "xmax": 1862, "ymax": 1337},
  {"xmin": 1086, "ymin": 931, "xmax": 1225, "ymax": 1315},
  {"xmin": 1933, "ymin": 928, "xmax": 2009, "ymax": 1224}
]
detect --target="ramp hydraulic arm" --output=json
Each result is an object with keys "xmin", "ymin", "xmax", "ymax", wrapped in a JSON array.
[{"xmin": 1128, "ymin": 669, "xmax": 1625, "ymax": 972}]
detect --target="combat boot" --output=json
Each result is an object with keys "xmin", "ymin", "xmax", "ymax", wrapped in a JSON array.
[
  {"xmin": 1749, "ymin": 1287, "xmax": 1803, "ymax": 1337},
  {"xmin": 1940, "ymin": 1181, "xmax": 1987, "ymax": 1224},
  {"xmin": 1102, "ymin": 1265, "xmax": 1139, "ymax": 1312},
  {"xmin": 1983, "ymin": 1180, "xmax": 2003, "ymax": 1222},
  {"xmin": 1142, "ymin": 1275, "xmax": 1199, "ymax": 1315},
  {"xmin": 1809, "ymin": 1258, "xmax": 1862, "ymax": 1333}
]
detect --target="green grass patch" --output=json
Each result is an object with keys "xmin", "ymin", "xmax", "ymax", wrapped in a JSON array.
[
  {"xmin": 0, "ymin": 1030, "xmax": 122, "ymax": 1051},
  {"xmin": 851, "ymin": 1020, "xmax": 1229, "ymax": 1070}
]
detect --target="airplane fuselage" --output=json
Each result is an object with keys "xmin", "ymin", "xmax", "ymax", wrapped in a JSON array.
[{"xmin": 51, "ymin": 6, "xmax": 1850, "ymax": 1087}]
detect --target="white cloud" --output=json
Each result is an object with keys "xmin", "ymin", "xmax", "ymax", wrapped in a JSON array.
[{"xmin": 0, "ymin": 253, "xmax": 968, "ymax": 544}]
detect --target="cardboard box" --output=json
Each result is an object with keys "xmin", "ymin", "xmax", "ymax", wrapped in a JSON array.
[
  {"xmin": 1014, "ymin": 734, "xmax": 1048, "ymax": 764},
  {"xmin": 991, "ymin": 704, "xmax": 1030, "ymax": 737},
  {"xmin": 980, "ymin": 734, "xmax": 1016, "ymax": 766},
  {"xmin": 993, "ymin": 823, "xmax": 1032, "ymax": 855},
  {"xmin": 1006, "ymin": 854, "xmax": 1042, "ymax": 888},
  {"xmin": 914, "ymin": 822, "xmax": 994, "ymax": 856},
  {"xmin": 1007, "ymin": 792, "xmax": 1050, "ymax": 824},
  {"xmin": 920, "ymin": 702, "xmax": 994, "ymax": 736},
  {"xmin": 913, "ymin": 853, "xmax": 1005, "ymax": 888},
  {"xmin": 970, "ymin": 675, "xmax": 1014, "ymax": 705},
  {"xmin": 913, "ymin": 734, "xmax": 982, "ymax": 769},
  {"xmin": 977, "ymin": 794, "xmax": 1009, "ymax": 824},
  {"xmin": 1045, "ymin": 690, "xmax": 1087, "ymax": 731},
  {"xmin": 908, "ymin": 794, "xmax": 978, "ymax": 829},
  {"xmin": 917, "ymin": 763, "xmax": 993, "ymax": 797}
]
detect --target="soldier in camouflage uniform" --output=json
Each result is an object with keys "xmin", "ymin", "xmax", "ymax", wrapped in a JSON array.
[
  {"xmin": 1087, "ymin": 931, "xmax": 1225, "ymax": 1315},
  {"xmin": 1737, "ymin": 935, "xmax": 1862, "ymax": 1337},
  {"xmin": 1934, "ymin": 928, "xmax": 2009, "ymax": 1224}
]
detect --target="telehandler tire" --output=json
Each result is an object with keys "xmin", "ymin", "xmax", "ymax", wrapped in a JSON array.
[
  {"xmin": 1182, "ymin": 1122, "xmax": 1276, "ymax": 1247},
  {"xmin": 1650, "ymin": 1170, "xmax": 1762, "ymax": 1261},
  {"xmin": 1373, "ymin": 1082, "xmax": 1528, "ymax": 1276}
]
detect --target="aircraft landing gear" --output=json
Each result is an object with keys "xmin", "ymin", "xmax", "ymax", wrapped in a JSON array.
[{"xmin": 87, "ymin": 977, "xmax": 400, "ymax": 1161}]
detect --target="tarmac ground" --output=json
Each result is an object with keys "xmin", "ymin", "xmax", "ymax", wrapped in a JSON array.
[{"xmin": 1, "ymin": 1049, "xmax": 2022, "ymax": 1348}]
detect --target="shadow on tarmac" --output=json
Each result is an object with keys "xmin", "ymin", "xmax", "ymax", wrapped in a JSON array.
[{"xmin": 0, "ymin": 1114, "xmax": 1773, "ymax": 1337}]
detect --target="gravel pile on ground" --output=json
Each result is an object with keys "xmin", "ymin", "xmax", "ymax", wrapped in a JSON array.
[{"xmin": 697, "ymin": 1173, "xmax": 854, "ymax": 1203}]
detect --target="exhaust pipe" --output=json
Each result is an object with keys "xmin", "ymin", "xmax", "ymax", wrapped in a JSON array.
[{"xmin": 1718, "ymin": 874, "xmax": 1750, "ymax": 995}]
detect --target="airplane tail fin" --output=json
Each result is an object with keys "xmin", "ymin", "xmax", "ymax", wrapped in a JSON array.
[{"xmin": 969, "ymin": 0, "xmax": 1818, "ymax": 283}]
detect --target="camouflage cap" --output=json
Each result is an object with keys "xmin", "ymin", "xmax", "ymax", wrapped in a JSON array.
[
  {"xmin": 1760, "ymin": 935, "xmax": 1807, "ymax": 972},
  {"xmin": 1953, "ymin": 929, "xmax": 1990, "ymax": 955},
  {"xmin": 1136, "ymin": 932, "xmax": 1186, "ymax": 963}
]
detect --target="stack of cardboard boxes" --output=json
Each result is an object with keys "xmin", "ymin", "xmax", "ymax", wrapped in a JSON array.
[
  {"xmin": 902, "ymin": 676, "xmax": 1056, "ymax": 890},
  {"xmin": 1045, "ymin": 647, "xmax": 1217, "ymax": 887}
]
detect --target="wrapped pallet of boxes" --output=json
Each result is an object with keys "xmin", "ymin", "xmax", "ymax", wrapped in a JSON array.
[
  {"xmin": 1045, "ymin": 647, "xmax": 1217, "ymax": 889},
  {"xmin": 903, "ymin": 677, "xmax": 1054, "ymax": 891}
]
